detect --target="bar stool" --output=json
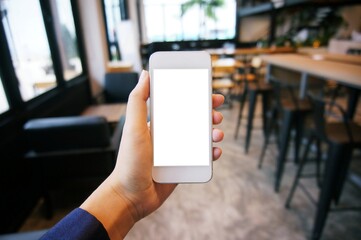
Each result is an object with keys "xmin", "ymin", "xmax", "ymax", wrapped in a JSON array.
[
  {"xmin": 258, "ymin": 78, "xmax": 313, "ymax": 192},
  {"xmin": 234, "ymin": 57, "xmax": 272, "ymax": 153},
  {"xmin": 234, "ymin": 82, "xmax": 272, "ymax": 151},
  {"xmin": 285, "ymin": 94, "xmax": 361, "ymax": 240}
]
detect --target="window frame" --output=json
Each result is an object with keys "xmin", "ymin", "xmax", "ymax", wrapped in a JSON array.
[
  {"xmin": 0, "ymin": 0, "xmax": 88, "ymax": 119},
  {"xmin": 101, "ymin": 0, "xmax": 130, "ymax": 62},
  {"xmin": 139, "ymin": 0, "xmax": 238, "ymax": 43}
]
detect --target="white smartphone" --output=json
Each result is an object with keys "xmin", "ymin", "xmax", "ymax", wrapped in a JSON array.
[{"xmin": 149, "ymin": 51, "xmax": 212, "ymax": 183}]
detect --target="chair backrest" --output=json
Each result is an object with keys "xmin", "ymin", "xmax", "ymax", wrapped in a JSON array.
[
  {"xmin": 104, "ymin": 72, "xmax": 139, "ymax": 103},
  {"xmin": 24, "ymin": 116, "xmax": 115, "ymax": 179},
  {"xmin": 24, "ymin": 116, "xmax": 111, "ymax": 153}
]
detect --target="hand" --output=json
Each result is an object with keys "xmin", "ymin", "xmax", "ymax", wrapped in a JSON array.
[{"xmin": 81, "ymin": 70, "xmax": 224, "ymax": 239}]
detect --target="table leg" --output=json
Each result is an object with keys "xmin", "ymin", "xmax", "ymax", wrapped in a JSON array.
[
  {"xmin": 265, "ymin": 64, "xmax": 271, "ymax": 83},
  {"xmin": 346, "ymin": 88, "xmax": 360, "ymax": 120},
  {"xmin": 299, "ymin": 72, "xmax": 308, "ymax": 99}
]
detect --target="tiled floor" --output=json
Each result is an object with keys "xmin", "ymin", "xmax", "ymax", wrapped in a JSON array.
[{"xmin": 20, "ymin": 99, "xmax": 361, "ymax": 240}]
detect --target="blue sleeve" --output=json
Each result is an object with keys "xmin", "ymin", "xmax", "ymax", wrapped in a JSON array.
[{"xmin": 39, "ymin": 208, "xmax": 110, "ymax": 240}]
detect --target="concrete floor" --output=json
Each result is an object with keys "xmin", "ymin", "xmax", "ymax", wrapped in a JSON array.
[{"xmin": 20, "ymin": 99, "xmax": 361, "ymax": 240}]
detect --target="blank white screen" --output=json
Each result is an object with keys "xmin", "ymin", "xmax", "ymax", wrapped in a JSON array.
[{"xmin": 153, "ymin": 69, "xmax": 210, "ymax": 166}]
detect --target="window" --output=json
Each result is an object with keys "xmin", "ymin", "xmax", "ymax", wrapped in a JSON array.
[
  {"xmin": 142, "ymin": 0, "xmax": 236, "ymax": 42},
  {"xmin": 1, "ymin": 0, "xmax": 56, "ymax": 101},
  {"xmin": 0, "ymin": 0, "xmax": 86, "ymax": 120},
  {"xmin": 0, "ymin": 76, "xmax": 9, "ymax": 114},
  {"xmin": 102, "ymin": 0, "xmax": 129, "ymax": 61},
  {"xmin": 51, "ymin": 0, "xmax": 83, "ymax": 80}
]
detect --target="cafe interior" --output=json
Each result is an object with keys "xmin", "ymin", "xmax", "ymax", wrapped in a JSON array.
[{"xmin": 0, "ymin": 0, "xmax": 360, "ymax": 239}]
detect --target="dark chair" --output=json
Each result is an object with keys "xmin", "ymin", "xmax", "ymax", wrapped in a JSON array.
[
  {"xmin": 104, "ymin": 72, "xmax": 139, "ymax": 103},
  {"xmin": 285, "ymin": 94, "xmax": 361, "ymax": 240},
  {"xmin": 258, "ymin": 71, "xmax": 315, "ymax": 192},
  {"xmin": 24, "ymin": 116, "xmax": 119, "ymax": 218}
]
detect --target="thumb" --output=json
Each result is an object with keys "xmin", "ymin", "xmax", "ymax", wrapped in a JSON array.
[{"xmin": 124, "ymin": 70, "xmax": 150, "ymax": 131}]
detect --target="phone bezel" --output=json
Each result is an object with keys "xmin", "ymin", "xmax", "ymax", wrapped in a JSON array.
[{"xmin": 149, "ymin": 51, "xmax": 213, "ymax": 183}]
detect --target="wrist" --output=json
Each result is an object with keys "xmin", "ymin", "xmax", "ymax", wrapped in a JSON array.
[{"xmin": 80, "ymin": 178, "xmax": 136, "ymax": 239}]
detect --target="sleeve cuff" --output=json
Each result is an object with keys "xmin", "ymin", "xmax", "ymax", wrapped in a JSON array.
[{"xmin": 40, "ymin": 208, "xmax": 110, "ymax": 240}]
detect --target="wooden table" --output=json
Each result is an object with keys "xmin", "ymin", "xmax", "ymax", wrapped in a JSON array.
[
  {"xmin": 299, "ymin": 52, "xmax": 361, "ymax": 66},
  {"xmin": 261, "ymin": 53, "xmax": 361, "ymax": 240},
  {"xmin": 212, "ymin": 58, "xmax": 243, "ymax": 72},
  {"xmin": 207, "ymin": 46, "xmax": 295, "ymax": 57},
  {"xmin": 81, "ymin": 103, "xmax": 127, "ymax": 125},
  {"xmin": 261, "ymin": 54, "xmax": 361, "ymax": 98},
  {"xmin": 209, "ymin": 47, "xmax": 295, "ymax": 85},
  {"xmin": 106, "ymin": 61, "xmax": 133, "ymax": 73}
]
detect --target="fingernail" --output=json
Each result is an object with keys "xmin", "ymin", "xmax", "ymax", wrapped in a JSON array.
[{"xmin": 139, "ymin": 70, "xmax": 148, "ymax": 82}]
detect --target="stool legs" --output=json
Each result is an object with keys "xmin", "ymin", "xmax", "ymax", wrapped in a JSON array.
[
  {"xmin": 235, "ymin": 86, "xmax": 271, "ymax": 153},
  {"xmin": 285, "ymin": 139, "xmax": 355, "ymax": 240},
  {"xmin": 261, "ymin": 91, "xmax": 270, "ymax": 137},
  {"xmin": 315, "ymin": 138, "xmax": 323, "ymax": 188},
  {"xmin": 245, "ymin": 90, "xmax": 257, "ymax": 153},
  {"xmin": 311, "ymin": 143, "xmax": 345, "ymax": 240},
  {"xmin": 294, "ymin": 112, "xmax": 305, "ymax": 164},
  {"xmin": 285, "ymin": 134, "xmax": 314, "ymax": 208},
  {"xmin": 275, "ymin": 110, "xmax": 294, "ymax": 192},
  {"xmin": 258, "ymin": 107, "xmax": 277, "ymax": 169},
  {"xmin": 332, "ymin": 145, "xmax": 353, "ymax": 205},
  {"xmin": 245, "ymin": 89, "xmax": 270, "ymax": 153},
  {"xmin": 234, "ymin": 88, "xmax": 248, "ymax": 139}
]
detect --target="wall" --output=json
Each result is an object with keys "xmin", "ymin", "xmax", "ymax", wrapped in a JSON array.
[
  {"xmin": 335, "ymin": 5, "xmax": 361, "ymax": 39},
  {"xmin": 117, "ymin": 0, "xmax": 143, "ymax": 72},
  {"xmin": 77, "ymin": 0, "xmax": 108, "ymax": 97},
  {"xmin": 77, "ymin": 0, "xmax": 144, "ymax": 95},
  {"xmin": 239, "ymin": 14, "xmax": 270, "ymax": 42}
]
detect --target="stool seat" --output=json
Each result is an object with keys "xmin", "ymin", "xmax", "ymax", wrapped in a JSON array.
[
  {"xmin": 213, "ymin": 72, "xmax": 232, "ymax": 79},
  {"xmin": 234, "ymin": 73, "xmax": 256, "ymax": 82},
  {"xmin": 281, "ymin": 99, "xmax": 312, "ymax": 111},
  {"xmin": 212, "ymin": 79, "xmax": 235, "ymax": 89},
  {"xmin": 248, "ymin": 82, "xmax": 273, "ymax": 91},
  {"xmin": 326, "ymin": 122, "xmax": 361, "ymax": 145}
]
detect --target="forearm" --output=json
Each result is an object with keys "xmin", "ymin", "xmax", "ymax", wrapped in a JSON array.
[{"xmin": 80, "ymin": 177, "xmax": 136, "ymax": 240}]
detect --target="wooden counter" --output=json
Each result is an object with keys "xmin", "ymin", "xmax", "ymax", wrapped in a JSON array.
[
  {"xmin": 81, "ymin": 103, "xmax": 127, "ymax": 124},
  {"xmin": 261, "ymin": 54, "xmax": 361, "ymax": 92},
  {"xmin": 106, "ymin": 61, "xmax": 133, "ymax": 73},
  {"xmin": 207, "ymin": 46, "xmax": 295, "ymax": 56}
]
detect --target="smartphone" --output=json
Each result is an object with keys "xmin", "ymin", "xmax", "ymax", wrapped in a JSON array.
[{"xmin": 149, "ymin": 51, "xmax": 212, "ymax": 183}]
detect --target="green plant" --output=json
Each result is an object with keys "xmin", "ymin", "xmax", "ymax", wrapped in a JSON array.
[
  {"xmin": 181, "ymin": 0, "xmax": 224, "ymax": 21},
  {"xmin": 180, "ymin": 0, "xmax": 225, "ymax": 39}
]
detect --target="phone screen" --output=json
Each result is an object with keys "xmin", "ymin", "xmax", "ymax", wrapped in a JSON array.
[{"xmin": 153, "ymin": 69, "xmax": 211, "ymax": 167}]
